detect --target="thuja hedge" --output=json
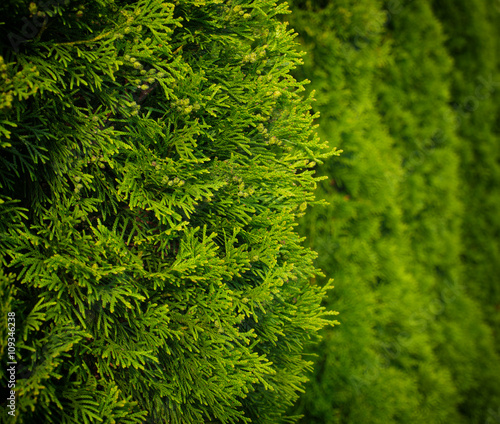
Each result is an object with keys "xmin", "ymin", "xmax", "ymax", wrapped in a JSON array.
[
  {"xmin": 286, "ymin": 0, "xmax": 500, "ymax": 423},
  {"xmin": 283, "ymin": 1, "xmax": 426, "ymax": 422},
  {"xmin": 376, "ymin": 1, "xmax": 500, "ymax": 421},
  {"xmin": 0, "ymin": 1, "xmax": 338, "ymax": 422},
  {"xmin": 431, "ymin": 0, "xmax": 500, "ymax": 355}
]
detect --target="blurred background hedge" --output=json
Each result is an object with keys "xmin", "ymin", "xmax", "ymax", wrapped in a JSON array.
[{"xmin": 286, "ymin": 0, "xmax": 500, "ymax": 423}]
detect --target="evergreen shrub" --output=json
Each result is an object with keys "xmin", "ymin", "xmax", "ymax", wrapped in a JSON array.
[
  {"xmin": 286, "ymin": 0, "xmax": 500, "ymax": 423},
  {"xmin": 377, "ymin": 1, "xmax": 500, "ymax": 420},
  {"xmin": 431, "ymin": 0, "xmax": 500, "ymax": 355},
  {"xmin": 283, "ymin": 1, "xmax": 431, "ymax": 423},
  {"xmin": 0, "ymin": 1, "xmax": 338, "ymax": 422}
]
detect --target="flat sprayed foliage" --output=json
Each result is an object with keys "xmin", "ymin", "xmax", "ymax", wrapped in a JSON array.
[{"xmin": 0, "ymin": 0, "xmax": 338, "ymax": 422}]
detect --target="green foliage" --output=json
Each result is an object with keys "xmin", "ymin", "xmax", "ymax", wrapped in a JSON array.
[
  {"xmin": 0, "ymin": 0, "xmax": 338, "ymax": 422},
  {"xmin": 431, "ymin": 0, "xmax": 500, "ymax": 354},
  {"xmin": 376, "ymin": 1, "xmax": 500, "ymax": 420},
  {"xmin": 285, "ymin": 0, "xmax": 500, "ymax": 423}
]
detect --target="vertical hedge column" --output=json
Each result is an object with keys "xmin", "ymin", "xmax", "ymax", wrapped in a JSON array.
[{"xmin": 0, "ymin": 1, "xmax": 337, "ymax": 423}]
